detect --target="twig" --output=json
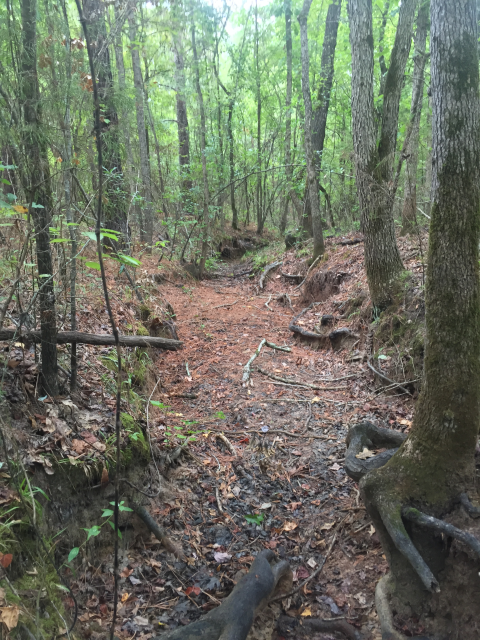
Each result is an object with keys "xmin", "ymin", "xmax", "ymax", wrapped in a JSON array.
[
  {"xmin": 256, "ymin": 366, "xmax": 347, "ymax": 390},
  {"xmin": 304, "ymin": 401, "xmax": 313, "ymax": 431},
  {"xmin": 270, "ymin": 533, "xmax": 338, "ymax": 602},
  {"xmin": 132, "ymin": 503, "xmax": 185, "ymax": 559},
  {"xmin": 265, "ymin": 294, "xmax": 273, "ymax": 311}
]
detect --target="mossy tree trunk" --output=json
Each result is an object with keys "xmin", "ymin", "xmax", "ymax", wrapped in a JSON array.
[
  {"xmin": 361, "ymin": 0, "xmax": 480, "ymax": 615},
  {"xmin": 348, "ymin": 0, "xmax": 416, "ymax": 308}
]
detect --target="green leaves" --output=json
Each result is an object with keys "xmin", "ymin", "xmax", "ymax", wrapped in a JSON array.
[
  {"xmin": 83, "ymin": 525, "xmax": 101, "ymax": 541},
  {"xmin": 244, "ymin": 513, "xmax": 265, "ymax": 525},
  {"xmin": 67, "ymin": 547, "xmax": 79, "ymax": 563},
  {"xmin": 85, "ymin": 261, "xmax": 101, "ymax": 270}
]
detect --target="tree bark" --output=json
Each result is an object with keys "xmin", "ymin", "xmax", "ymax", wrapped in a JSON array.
[
  {"xmin": 128, "ymin": 5, "xmax": 153, "ymax": 250},
  {"xmin": 191, "ymin": 24, "xmax": 210, "ymax": 278},
  {"xmin": 255, "ymin": 0, "xmax": 263, "ymax": 234},
  {"xmin": 20, "ymin": 0, "xmax": 58, "ymax": 396},
  {"xmin": 172, "ymin": 31, "xmax": 192, "ymax": 194},
  {"xmin": 401, "ymin": 2, "xmax": 429, "ymax": 235},
  {"xmin": 280, "ymin": 0, "xmax": 294, "ymax": 235},
  {"xmin": 348, "ymin": 0, "xmax": 409, "ymax": 308},
  {"xmin": 361, "ymin": 0, "xmax": 480, "ymax": 622},
  {"xmin": 83, "ymin": 0, "xmax": 128, "ymax": 241},
  {"xmin": 298, "ymin": 0, "xmax": 325, "ymax": 261},
  {"xmin": 227, "ymin": 99, "xmax": 239, "ymax": 230}
]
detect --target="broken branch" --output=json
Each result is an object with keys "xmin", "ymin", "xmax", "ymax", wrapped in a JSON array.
[{"xmin": 259, "ymin": 261, "xmax": 283, "ymax": 289}]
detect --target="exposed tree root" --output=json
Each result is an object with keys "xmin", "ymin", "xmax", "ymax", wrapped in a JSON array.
[
  {"xmin": 345, "ymin": 422, "xmax": 407, "ymax": 482},
  {"xmin": 131, "ymin": 503, "xmax": 185, "ymax": 560},
  {"xmin": 459, "ymin": 493, "xmax": 480, "ymax": 518},
  {"xmin": 375, "ymin": 574, "xmax": 430, "ymax": 640},
  {"xmin": 277, "ymin": 615, "xmax": 361, "ymax": 640},
  {"xmin": 259, "ymin": 261, "xmax": 283, "ymax": 289},
  {"xmin": 157, "ymin": 550, "xmax": 292, "ymax": 640},
  {"xmin": 367, "ymin": 357, "xmax": 413, "ymax": 397},
  {"xmin": 402, "ymin": 507, "xmax": 480, "ymax": 557}
]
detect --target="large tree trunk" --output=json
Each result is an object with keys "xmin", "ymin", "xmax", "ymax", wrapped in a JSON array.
[
  {"xmin": 280, "ymin": 0, "xmax": 294, "ymax": 235},
  {"xmin": 348, "ymin": 0, "xmax": 414, "ymax": 308},
  {"xmin": 83, "ymin": 0, "xmax": 128, "ymax": 241},
  {"xmin": 361, "ymin": 0, "xmax": 480, "ymax": 633},
  {"xmin": 298, "ymin": 0, "xmax": 325, "ymax": 261},
  {"xmin": 20, "ymin": 0, "xmax": 58, "ymax": 396},
  {"xmin": 191, "ymin": 24, "xmax": 210, "ymax": 278},
  {"xmin": 128, "ymin": 5, "xmax": 153, "ymax": 250},
  {"xmin": 227, "ymin": 99, "xmax": 239, "ymax": 230},
  {"xmin": 401, "ymin": 2, "xmax": 429, "ymax": 235}
]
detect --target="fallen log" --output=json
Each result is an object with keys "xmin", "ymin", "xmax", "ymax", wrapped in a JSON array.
[
  {"xmin": 157, "ymin": 550, "xmax": 292, "ymax": 640},
  {"xmin": 0, "ymin": 329, "xmax": 182, "ymax": 350}
]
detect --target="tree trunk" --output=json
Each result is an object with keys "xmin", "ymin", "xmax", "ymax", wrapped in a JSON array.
[
  {"xmin": 298, "ymin": 0, "xmax": 325, "ymax": 261},
  {"xmin": 113, "ymin": 0, "xmax": 137, "ymax": 242},
  {"xmin": 83, "ymin": 0, "xmax": 128, "ymax": 241},
  {"xmin": 311, "ymin": 0, "xmax": 342, "ymax": 176},
  {"xmin": 280, "ymin": 0, "xmax": 294, "ymax": 236},
  {"xmin": 172, "ymin": 32, "xmax": 192, "ymax": 194},
  {"xmin": 361, "ymin": 0, "xmax": 480, "ymax": 630},
  {"xmin": 191, "ymin": 24, "xmax": 210, "ymax": 278},
  {"xmin": 255, "ymin": 0, "xmax": 263, "ymax": 234},
  {"xmin": 128, "ymin": 6, "xmax": 153, "ymax": 250},
  {"xmin": 348, "ymin": 0, "xmax": 409, "ymax": 308},
  {"xmin": 227, "ymin": 100, "xmax": 239, "ymax": 230},
  {"xmin": 401, "ymin": 2, "xmax": 429, "ymax": 235},
  {"xmin": 20, "ymin": 0, "xmax": 58, "ymax": 396}
]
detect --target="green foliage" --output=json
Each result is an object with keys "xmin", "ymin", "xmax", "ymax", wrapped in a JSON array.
[{"xmin": 244, "ymin": 513, "xmax": 265, "ymax": 525}]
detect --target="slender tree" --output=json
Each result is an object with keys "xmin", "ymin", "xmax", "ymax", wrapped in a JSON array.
[
  {"xmin": 298, "ymin": 0, "xmax": 325, "ymax": 260},
  {"xmin": 20, "ymin": 0, "xmax": 58, "ymax": 396},
  {"xmin": 401, "ymin": 0, "xmax": 429, "ymax": 234},
  {"xmin": 128, "ymin": 4, "xmax": 153, "ymax": 249},
  {"xmin": 172, "ymin": 29, "xmax": 191, "ymax": 195}
]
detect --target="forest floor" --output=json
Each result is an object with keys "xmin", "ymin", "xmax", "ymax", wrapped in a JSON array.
[{"xmin": 0, "ymin": 231, "xmax": 428, "ymax": 640}]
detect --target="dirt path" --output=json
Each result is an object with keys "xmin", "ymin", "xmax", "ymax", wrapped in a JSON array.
[{"xmin": 97, "ymin": 258, "xmax": 413, "ymax": 640}]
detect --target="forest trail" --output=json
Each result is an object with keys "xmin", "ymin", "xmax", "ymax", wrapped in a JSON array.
[{"xmin": 73, "ymin": 240, "xmax": 417, "ymax": 640}]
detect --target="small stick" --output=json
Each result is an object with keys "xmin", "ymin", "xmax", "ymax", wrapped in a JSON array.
[
  {"xmin": 212, "ymin": 299, "xmax": 240, "ymax": 310},
  {"xmin": 265, "ymin": 294, "xmax": 273, "ymax": 311},
  {"xmin": 216, "ymin": 432, "xmax": 237, "ymax": 456},
  {"xmin": 256, "ymin": 366, "xmax": 347, "ymax": 390},
  {"xmin": 265, "ymin": 341, "xmax": 291, "ymax": 352},
  {"xmin": 242, "ymin": 339, "xmax": 266, "ymax": 385},
  {"xmin": 304, "ymin": 401, "xmax": 313, "ymax": 431},
  {"xmin": 215, "ymin": 487, "xmax": 224, "ymax": 514},
  {"xmin": 270, "ymin": 532, "xmax": 338, "ymax": 602}
]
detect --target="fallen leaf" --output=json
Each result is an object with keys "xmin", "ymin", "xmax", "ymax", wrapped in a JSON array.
[
  {"xmin": 329, "ymin": 463, "xmax": 341, "ymax": 471},
  {"xmin": 0, "ymin": 554, "xmax": 12, "ymax": 569},
  {"xmin": 185, "ymin": 586, "xmax": 201, "ymax": 597},
  {"xmin": 260, "ymin": 503, "xmax": 271, "ymax": 510},
  {"xmin": 283, "ymin": 521, "xmax": 298, "ymax": 532},
  {"xmin": 101, "ymin": 467, "xmax": 109, "ymax": 487},
  {"xmin": 120, "ymin": 567, "xmax": 133, "ymax": 578},
  {"xmin": 121, "ymin": 592, "xmax": 130, "ymax": 603},
  {"xmin": 213, "ymin": 551, "xmax": 231, "ymax": 563},
  {"xmin": 320, "ymin": 522, "xmax": 335, "ymax": 531},
  {"xmin": 355, "ymin": 447, "xmax": 376, "ymax": 460},
  {"xmin": 300, "ymin": 607, "xmax": 312, "ymax": 617},
  {"xmin": 0, "ymin": 605, "xmax": 19, "ymax": 630},
  {"xmin": 306, "ymin": 557, "xmax": 317, "ymax": 569}
]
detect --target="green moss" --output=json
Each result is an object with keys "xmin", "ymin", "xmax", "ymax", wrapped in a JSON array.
[{"xmin": 136, "ymin": 324, "xmax": 149, "ymax": 336}]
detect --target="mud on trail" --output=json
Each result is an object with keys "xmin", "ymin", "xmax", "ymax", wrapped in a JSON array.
[{"xmin": 0, "ymin": 235, "xmax": 423, "ymax": 640}]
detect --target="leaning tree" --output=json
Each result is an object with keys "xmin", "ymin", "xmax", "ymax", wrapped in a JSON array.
[{"xmin": 346, "ymin": 0, "xmax": 480, "ymax": 637}]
